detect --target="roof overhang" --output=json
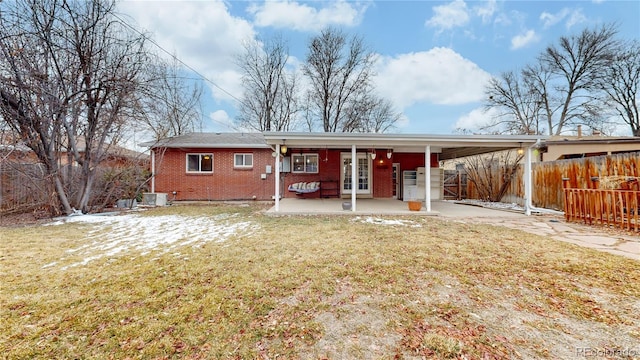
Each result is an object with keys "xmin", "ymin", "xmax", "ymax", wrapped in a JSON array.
[{"xmin": 263, "ymin": 132, "xmax": 547, "ymax": 160}]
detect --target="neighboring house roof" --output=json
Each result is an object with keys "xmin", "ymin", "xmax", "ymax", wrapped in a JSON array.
[
  {"xmin": 0, "ymin": 134, "xmax": 148, "ymax": 161},
  {"xmin": 541, "ymin": 135, "xmax": 640, "ymax": 161},
  {"xmin": 66, "ymin": 136, "xmax": 149, "ymax": 160},
  {"xmin": 0, "ymin": 142, "xmax": 31, "ymax": 152},
  {"xmin": 140, "ymin": 132, "xmax": 270, "ymax": 149}
]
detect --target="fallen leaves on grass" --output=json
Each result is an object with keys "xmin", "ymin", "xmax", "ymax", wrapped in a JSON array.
[{"xmin": 1, "ymin": 205, "xmax": 640, "ymax": 359}]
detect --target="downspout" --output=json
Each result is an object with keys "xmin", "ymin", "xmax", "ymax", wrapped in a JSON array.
[
  {"xmin": 524, "ymin": 139, "xmax": 560, "ymax": 215},
  {"xmin": 524, "ymin": 143, "xmax": 532, "ymax": 216}
]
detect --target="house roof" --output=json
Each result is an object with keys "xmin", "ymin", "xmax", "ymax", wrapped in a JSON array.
[
  {"xmin": 263, "ymin": 132, "xmax": 547, "ymax": 160},
  {"xmin": 140, "ymin": 131, "xmax": 549, "ymax": 160},
  {"xmin": 540, "ymin": 135, "xmax": 640, "ymax": 161},
  {"xmin": 139, "ymin": 132, "xmax": 270, "ymax": 149},
  {"xmin": 543, "ymin": 135, "xmax": 640, "ymax": 145}
]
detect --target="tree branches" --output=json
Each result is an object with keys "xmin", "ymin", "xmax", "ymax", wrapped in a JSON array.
[{"xmin": 482, "ymin": 24, "xmax": 630, "ymax": 136}]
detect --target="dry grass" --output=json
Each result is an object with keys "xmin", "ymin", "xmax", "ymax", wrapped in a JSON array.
[{"xmin": 1, "ymin": 204, "xmax": 639, "ymax": 359}]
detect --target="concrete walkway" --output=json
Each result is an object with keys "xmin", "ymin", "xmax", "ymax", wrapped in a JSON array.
[
  {"xmin": 268, "ymin": 199, "xmax": 640, "ymax": 261},
  {"xmin": 438, "ymin": 202, "xmax": 640, "ymax": 261}
]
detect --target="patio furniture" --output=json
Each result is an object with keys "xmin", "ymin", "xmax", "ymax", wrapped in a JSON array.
[{"xmin": 288, "ymin": 181, "xmax": 320, "ymax": 195}]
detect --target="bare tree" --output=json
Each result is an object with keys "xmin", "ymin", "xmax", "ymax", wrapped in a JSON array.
[
  {"xmin": 483, "ymin": 70, "xmax": 545, "ymax": 135},
  {"xmin": 537, "ymin": 24, "xmax": 619, "ymax": 135},
  {"xmin": 464, "ymin": 150, "xmax": 523, "ymax": 202},
  {"xmin": 342, "ymin": 92, "xmax": 399, "ymax": 133},
  {"xmin": 137, "ymin": 56, "xmax": 204, "ymax": 140},
  {"xmin": 0, "ymin": 0, "xmax": 147, "ymax": 215},
  {"xmin": 600, "ymin": 40, "xmax": 640, "ymax": 136},
  {"xmin": 483, "ymin": 24, "xmax": 619, "ymax": 135},
  {"xmin": 303, "ymin": 27, "xmax": 377, "ymax": 132},
  {"xmin": 236, "ymin": 36, "xmax": 298, "ymax": 132}
]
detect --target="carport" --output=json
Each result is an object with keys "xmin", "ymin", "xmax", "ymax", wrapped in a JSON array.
[{"xmin": 263, "ymin": 132, "xmax": 546, "ymax": 215}]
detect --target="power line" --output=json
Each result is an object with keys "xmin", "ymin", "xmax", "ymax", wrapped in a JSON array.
[{"xmin": 112, "ymin": 10, "xmax": 241, "ymax": 131}]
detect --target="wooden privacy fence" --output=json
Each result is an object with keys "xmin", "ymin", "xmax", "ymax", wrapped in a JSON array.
[
  {"xmin": 564, "ymin": 188, "xmax": 640, "ymax": 232},
  {"xmin": 464, "ymin": 151, "xmax": 640, "ymax": 211}
]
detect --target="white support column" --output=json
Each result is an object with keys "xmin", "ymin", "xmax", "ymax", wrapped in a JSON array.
[
  {"xmin": 425, "ymin": 145, "xmax": 431, "ymax": 212},
  {"xmin": 150, "ymin": 150, "xmax": 155, "ymax": 193},
  {"xmin": 524, "ymin": 145, "xmax": 532, "ymax": 216},
  {"xmin": 275, "ymin": 144, "xmax": 281, "ymax": 212},
  {"xmin": 351, "ymin": 144, "xmax": 357, "ymax": 211}
]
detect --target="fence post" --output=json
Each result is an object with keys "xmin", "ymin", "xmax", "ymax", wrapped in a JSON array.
[{"xmin": 562, "ymin": 178, "xmax": 570, "ymax": 221}]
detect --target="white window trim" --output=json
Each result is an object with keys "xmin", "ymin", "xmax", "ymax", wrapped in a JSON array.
[
  {"xmin": 291, "ymin": 153, "xmax": 319, "ymax": 174},
  {"xmin": 234, "ymin": 153, "xmax": 253, "ymax": 168},
  {"xmin": 186, "ymin": 153, "xmax": 213, "ymax": 173}
]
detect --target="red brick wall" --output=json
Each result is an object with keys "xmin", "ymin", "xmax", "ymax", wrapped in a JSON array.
[
  {"xmin": 153, "ymin": 147, "xmax": 276, "ymax": 201},
  {"xmin": 281, "ymin": 149, "xmax": 398, "ymax": 198},
  {"xmin": 393, "ymin": 153, "xmax": 439, "ymax": 173},
  {"xmin": 153, "ymin": 147, "xmax": 440, "ymax": 201},
  {"xmin": 281, "ymin": 149, "xmax": 341, "ymax": 198}
]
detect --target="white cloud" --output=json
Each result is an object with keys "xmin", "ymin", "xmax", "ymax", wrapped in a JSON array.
[
  {"xmin": 248, "ymin": 0, "xmax": 367, "ymax": 32},
  {"xmin": 474, "ymin": 0, "xmax": 498, "ymax": 24},
  {"xmin": 119, "ymin": 1, "xmax": 254, "ymax": 103},
  {"xmin": 540, "ymin": 7, "xmax": 586, "ymax": 29},
  {"xmin": 426, "ymin": 0, "xmax": 470, "ymax": 32},
  {"xmin": 565, "ymin": 9, "xmax": 587, "ymax": 29},
  {"xmin": 454, "ymin": 107, "xmax": 498, "ymax": 132},
  {"xmin": 374, "ymin": 47, "xmax": 491, "ymax": 109},
  {"xmin": 209, "ymin": 110, "xmax": 233, "ymax": 128},
  {"xmin": 510, "ymin": 29, "xmax": 539, "ymax": 49}
]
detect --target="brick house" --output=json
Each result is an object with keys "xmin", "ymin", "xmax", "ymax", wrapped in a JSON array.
[
  {"xmin": 143, "ymin": 132, "xmax": 545, "ymax": 213},
  {"xmin": 140, "ymin": 133, "xmax": 274, "ymax": 201}
]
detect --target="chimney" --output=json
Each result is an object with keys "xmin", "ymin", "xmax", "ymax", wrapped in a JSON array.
[{"xmin": 577, "ymin": 125, "xmax": 582, "ymax": 138}]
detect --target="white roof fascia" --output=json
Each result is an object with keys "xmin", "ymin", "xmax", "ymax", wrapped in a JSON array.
[{"xmin": 262, "ymin": 132, "xmax": 546, "ymax": 148}]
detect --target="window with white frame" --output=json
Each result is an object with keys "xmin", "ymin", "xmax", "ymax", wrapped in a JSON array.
[
  {"xmin": 292, "ymin": 153, "xmax": 318, "ymax": 173},
  {"xmin": 234, "ymin": 153, "xmax": 253, "ymax": 168},
  {"xmin": 186, "ymin": 153, "xmax": 213, "ymax": 173}
]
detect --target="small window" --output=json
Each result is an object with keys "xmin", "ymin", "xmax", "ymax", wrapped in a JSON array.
[
  {"xmin": 292, "ymin": 153, "xmax": 318, "ymax": 173},
  {"xmin": 234, "ymin": 153, "xmax": 253, "ymax": 168},
  {"xmin": 186, "ymin": 153, "xmax": 213, "ymax": 173}
]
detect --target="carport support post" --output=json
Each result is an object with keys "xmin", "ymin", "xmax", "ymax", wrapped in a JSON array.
[
  {"xmin": 150, "ymin": 150, "xmax": 155, "ymax": 193},
  {"xmin": 351, "ymin": 144, "xmax": 356, "ymax": 211},
  {"xmin": 275, "ymin": 144, "xmax": 281, "ymax": 212},
  {"xmin": 524, "ymin": 145, "xmax": 532, "ymax": 216},
  {"xmin": 425, "ymin": 145, "xmax": 431, "ymax": 212}
]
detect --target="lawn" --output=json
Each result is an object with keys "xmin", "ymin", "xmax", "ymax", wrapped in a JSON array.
[{"xmin": 1, "ymin": 204, "xmax": 639, "ymax": 359}]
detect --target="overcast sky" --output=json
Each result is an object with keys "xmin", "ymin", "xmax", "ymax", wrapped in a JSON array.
[{"xmin": 119, "ymin": 0, "xmax": 640, "ymax": 136}]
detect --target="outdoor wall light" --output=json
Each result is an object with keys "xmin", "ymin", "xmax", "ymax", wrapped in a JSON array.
[
  {"xmin": 387, "ymin": 149, "xmax": 392, "ymax": 159},
  {"xmin": 370, "ymin": 149, "xmax": 376, "ymax": 160},
  {"xmin": 280, "ymin": 145, "xmax": 287, "ymax": 154},
  {"xmin": 517, "ymin": 142, "xmax": 524, "ymax": 155}
]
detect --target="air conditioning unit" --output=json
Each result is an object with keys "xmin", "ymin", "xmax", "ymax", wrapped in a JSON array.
[{"xmin": 142, "ymin": 193, "xmax": 168, "ymax": 206}]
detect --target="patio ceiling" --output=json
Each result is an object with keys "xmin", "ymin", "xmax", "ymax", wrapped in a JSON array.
[{"xmin": 263, "ymin": 132, "xmax": 547, "ymax": 160}]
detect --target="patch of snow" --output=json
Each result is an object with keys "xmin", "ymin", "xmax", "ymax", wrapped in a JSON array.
[
  {"xmin": 455, "ymin": 199, "xmax": 525, "ymax": 212},
  {"xmin": 43, "ymin": 212, "xmax": 258, "ymax": 270},
  {"xmin": 352, "ymin": 216, "xmax": 422, "ymax": 227}
]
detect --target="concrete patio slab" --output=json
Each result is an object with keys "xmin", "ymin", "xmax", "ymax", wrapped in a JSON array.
[{"xmin": 267, "ymin": 198, "xmax": 527, "ymax": 218}]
